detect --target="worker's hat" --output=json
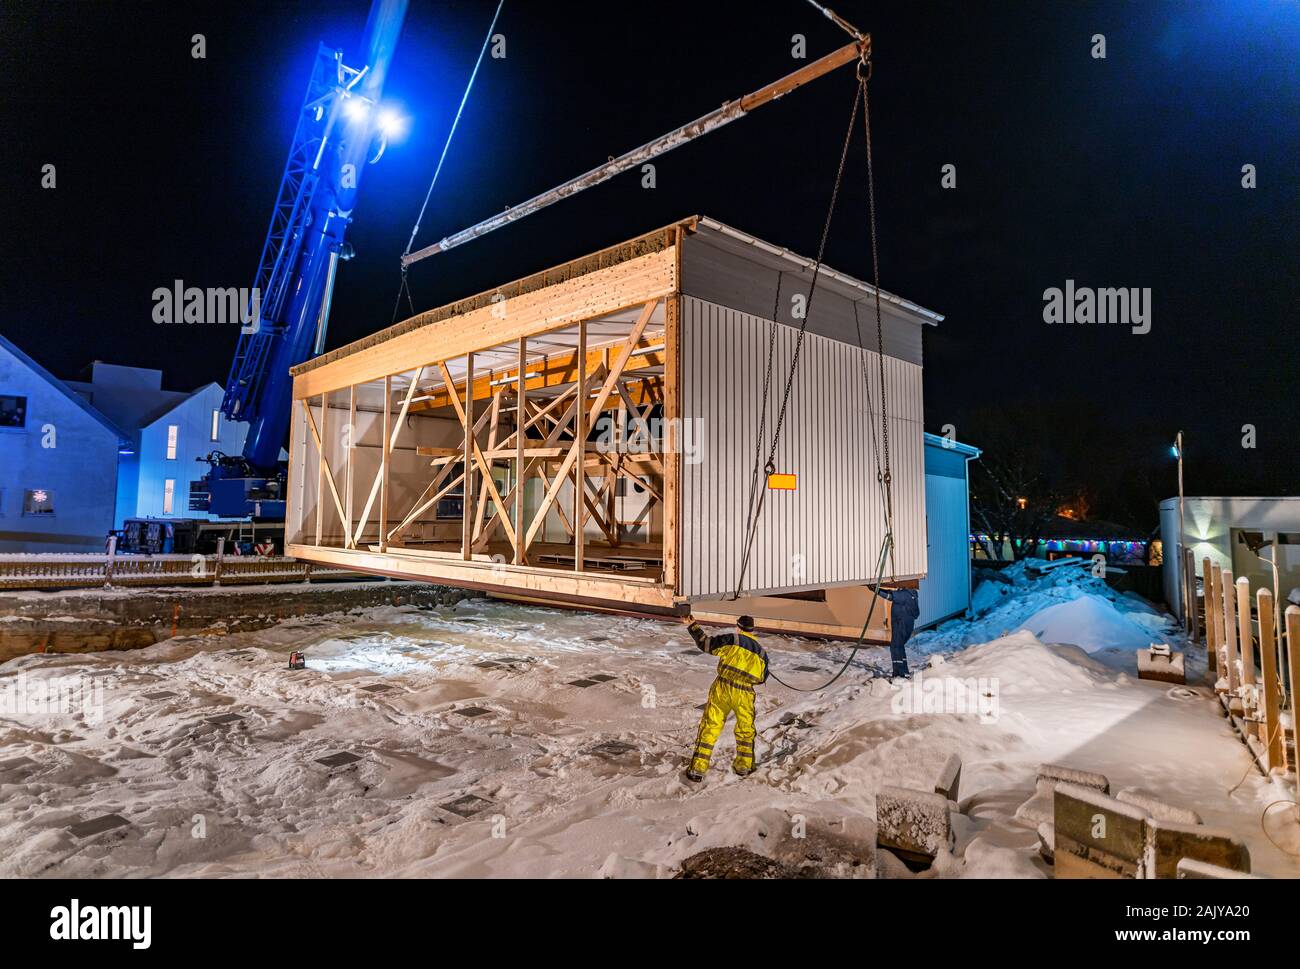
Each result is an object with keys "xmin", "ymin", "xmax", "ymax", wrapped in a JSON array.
[{"xmin": 737, "ymin": 615, "xmax": 755, "ymax": 632}]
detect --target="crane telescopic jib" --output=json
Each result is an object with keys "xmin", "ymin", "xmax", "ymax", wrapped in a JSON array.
[{"xmin": 204, "ymin": 0, "xmax": 407, "ymax": 520}]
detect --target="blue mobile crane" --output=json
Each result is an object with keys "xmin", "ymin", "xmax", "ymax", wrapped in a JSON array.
[{"xmin": 195, "ymin": 0, "xmax": 408, "ymax": 534}]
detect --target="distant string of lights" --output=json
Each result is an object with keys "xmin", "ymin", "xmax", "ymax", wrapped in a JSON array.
[{"xmin": 970, "ymin": 533, "xmax": 1147, "ymax": 553}]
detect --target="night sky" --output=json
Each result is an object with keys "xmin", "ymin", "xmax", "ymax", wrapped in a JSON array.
[{"xmin": 3, "ymin": 0, "xmax": 1297, "ymax": 519}]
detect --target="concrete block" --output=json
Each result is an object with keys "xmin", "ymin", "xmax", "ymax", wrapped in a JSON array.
[
  {"xmin": 1115, "ymin": 787, "xmax": 1202, "ymax": 825},
  {"xmin": 934, "ymin": 753, "xmax": 962, "ymax": 803},
  {"xmin": 1053, "ymin": 782, "xmax": 1148, "ymax": 879},
  {"xmin": 1037, "ymin": 821, "xmax": 1055, "ymax": 864},
  {"xmin": 1147, "ymin": 819, "xmax": 1251, "ymax": 880},
  {"xmin": 1177, "ymin": 858, "xmax": 1260, "ymax": 879},
  {"xmin": 876, "ymin": 785, "xmax": 952, "ymax": 862},
  {"xmin": 1015, "ymin": 762, "xmax": 1110, "ymax": 826},
  {"xmin": 1137, "ymin": 644, "xmax": 1185, "ymax": 684}
]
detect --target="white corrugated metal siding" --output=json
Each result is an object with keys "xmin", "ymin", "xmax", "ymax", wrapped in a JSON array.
[{"xmin": 680, "ymin": 295, "xmax": 927, "ymax": 600}]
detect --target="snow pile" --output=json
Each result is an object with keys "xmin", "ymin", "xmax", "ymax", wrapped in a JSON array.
[
  {"xmin": 943, "ymin": 631, "xmax": 1113, "ymax": 694},
  {"xmin": 914, "ymin": 561, "xmax": 1177, "ymax": 669},
  {"xmin": 1014, "ymin": 593, "xmax": 1153, "ymax": 653}
]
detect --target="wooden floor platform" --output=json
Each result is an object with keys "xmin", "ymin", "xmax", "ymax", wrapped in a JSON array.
[{"xmin": 288, "ymin": 542, "xmax": 677, "ymax": 613}]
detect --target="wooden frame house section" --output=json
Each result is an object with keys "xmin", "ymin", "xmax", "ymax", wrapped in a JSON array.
[{"xmin": 286, "ymin": 216, "xmax": 942, "ymax": 635}]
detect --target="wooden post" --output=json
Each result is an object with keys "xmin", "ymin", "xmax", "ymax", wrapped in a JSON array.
[
  {"xmin": 103, "ymin": 535, "xmax": 116, "ymax": 588},
  {"xmin": 1221, "ymin": 568, "xmax": 1238, "ymax": 694},
  {"xmin": 1206, "ymin": 567, "xmax": 1216, "ymax": 681},
  {"xmin": 1203, "ymin": 558, "xmax": 1217, "ymax": 674},
  {"xmin": 462, "ymin": 353, "xmax": 475, "ymax": 560},
  {"xmin": 214, "ymin": 537, "xmax": 225, "ymax": 586},
  {"xmin": 611, "ymin": 389, "xmax": 624, "ymax": 546},
  {"xmin": 1287, "ymin": 606, "xmax": 1300, "ymax": 769},
  {"xmin": 346, "ymin": 385, "xmax": 356, "ymax": 548},
  {"xmin": 574, "ymin": 319, "xmax": 587, "ymax": 572},
  {"xmin": 380, "ymin": 376, "xmax": 392, "ymax": 552},
  {"xmin": 1184, "ymin": 547, "xmax": 1196, "ymax": 638},
  {"xmin": 1237, "ymin": 576, "xmax": 1256, "ymax": 690},
  {"xmin": 515, "ymin": 338, "xmax": 526, "ymax": 565},
  {"xmin": 316, "ymin": 391, "xmax": 327, "ymax": 547},
  {"xmin": 1257, "ymin": 588, "xmax": 1283, "ymax": 771}
]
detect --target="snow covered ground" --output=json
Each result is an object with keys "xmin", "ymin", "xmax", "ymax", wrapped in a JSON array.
[{"xmin": 1, "ymin": 564, "xmax": 1297, "ymax": 878}]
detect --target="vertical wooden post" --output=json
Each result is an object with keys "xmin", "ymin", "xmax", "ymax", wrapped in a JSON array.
[
  {"xmin": 1183, "ymin": 547, "xmax": 1196, "ymax": 638},
  {"xmin": 515, "ymin": 338, "xmax": 526, "ymax": 565},
  {"xmin": 1257, "ymin": 588, "xmax": 1283, "ymax": 771},
  {"xmin": 574, "ymin": 319, "xmax": 587, "ymax": 572},
  {"xmin": 1203, "ymin": 558, "xmax": 1218, "ymax": 674},
  {"xmin": 1221, "ymin": 567, "xmax": 1239, "ymax": 694},
  {"xmin": 1206, "ymin": 564, "xmax": 1216, "ymax": 676},
  {"xmin": 380, "ymin": 376, "xmax": 391, "ymax": 553},
  {"xmin": 214, "ymin": 536, "xmax": 225, "ymax": 586},
  {"xmin": 1237, "ymin": 576, "xmax": 1256, "ymax": 690},
  {"xmin": 616, "ymin": 388, "xmax": 628, "ymax": 546},
  {"xmin": 663, "ymin": 293, "xmax": 680, "ymax": 592},
  {"xmin": 103, "ymin": 535, "xmax": 116, "ymax": 588},
  {"xmin": 316, "ymin": 391, "xmax": 327, "ymax": 547},
  {"xmin": 1287, "ymin": 605, "xmax": 1300, "ymax": 769},
  {"xmin": 462, "ymin": 353, "xmax": 475, "ymax": 560},
  {"xmin": 346, "ymin": 385, "xmax": 356, "ymax": 548}
]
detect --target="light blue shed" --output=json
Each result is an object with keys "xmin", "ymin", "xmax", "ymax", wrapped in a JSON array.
[{"xmin": 917, "ymin": 432, "xmax": 981, "ymax": 628}]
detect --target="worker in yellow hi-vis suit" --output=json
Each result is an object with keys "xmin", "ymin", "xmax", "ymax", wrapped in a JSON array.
[{"xmin": 681, "ymin": 614, "xmax": 770, "ymax": 782}]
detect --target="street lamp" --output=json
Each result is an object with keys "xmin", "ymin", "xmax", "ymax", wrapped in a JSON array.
[{"xmin": 1172, "ymin": 431, "xmax": 1189, "ymax": 635}]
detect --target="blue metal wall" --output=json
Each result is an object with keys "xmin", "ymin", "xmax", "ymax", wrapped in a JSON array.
[{"xmin": 917, "ymin": 433, "xmax": 980, "ymax": 628}]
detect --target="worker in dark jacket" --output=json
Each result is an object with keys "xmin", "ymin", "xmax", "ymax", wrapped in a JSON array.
[
  {"xmin": 681, "ymin": 614, "xmax": 769, "ymax": 782},
  {"xmin": 876, "ymin": 586, "xmax": 919, "ymax": 679}
]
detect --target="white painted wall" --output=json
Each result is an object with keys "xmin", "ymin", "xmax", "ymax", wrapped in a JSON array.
[
  {"xmin": 0, "ymin": 339, "xmax": 120, "ymax": 551},
  {"xmin": 136, "ymin": 384, "xmax": 246, "ymax": 520},
  {"xmin": 1159, "ymin": 496, "xmax": 1300, "ymax": 620}
]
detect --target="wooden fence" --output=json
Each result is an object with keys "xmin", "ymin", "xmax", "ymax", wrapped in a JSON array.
[{"xmin": 1194, "ymin": 548, "xmax": 1298, "ymax": 776}]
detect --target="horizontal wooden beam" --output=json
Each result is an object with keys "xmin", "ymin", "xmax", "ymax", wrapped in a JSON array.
[
  {"xmin": 294, "ymin": 249, "xmax": 676, "ymax": 399},
  {"xmin": 409, "ymin": 338, "xmax": 665, "ymax": 413},
  {"xmin": 288, "ymin": 543, "xmax": 675, "ymax": 610}
]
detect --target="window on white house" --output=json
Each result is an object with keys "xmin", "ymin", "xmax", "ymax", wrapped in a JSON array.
[
  {"xmin": 22, "ymin": 488, "xmax": 54, "ymax": 516},
  {"xmin": 211, "ymin": 409, "xmax": 221, "ymax": 441},
  {"xmin": 163, "ymin": 479, "xmax": 175, "ymax": 515},
  {"xmin": 0, "ymin": 394, "xmax": 27, "ymax": 428},
  {"xmin": 166, "ymin": 424, "xmax": 179, "ymax": 460}
]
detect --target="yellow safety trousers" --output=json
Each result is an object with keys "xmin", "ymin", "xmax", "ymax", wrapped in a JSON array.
[{"xmin": 690, "ymin": 678, "xmax": 756, "ymax": 774}]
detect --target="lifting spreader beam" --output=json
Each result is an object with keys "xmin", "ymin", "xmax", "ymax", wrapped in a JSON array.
[{"xmin": 401, "ymin": 34, "xmax": 870, "ymax": 267}]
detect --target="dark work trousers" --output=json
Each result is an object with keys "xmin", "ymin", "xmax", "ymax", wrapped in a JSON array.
[{"xmin": 879, "ymin": 587, "xmax": 919, "ymax": 678}]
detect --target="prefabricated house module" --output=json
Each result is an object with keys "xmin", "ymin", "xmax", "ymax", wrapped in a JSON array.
[{"xmin": 285, "ymin": 217, "xmax": 942, "ymax": 638}]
